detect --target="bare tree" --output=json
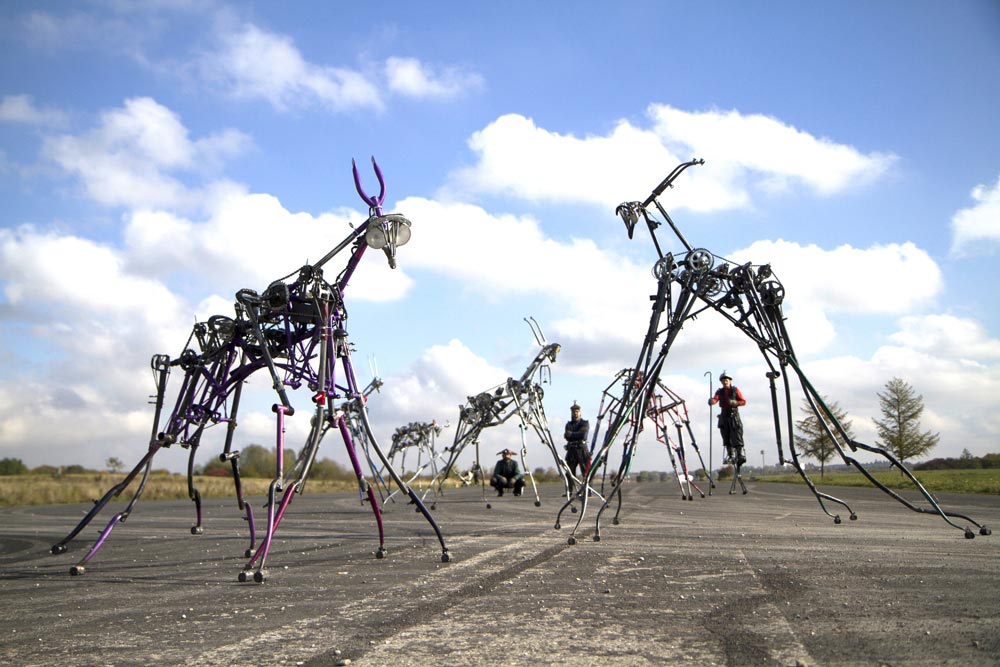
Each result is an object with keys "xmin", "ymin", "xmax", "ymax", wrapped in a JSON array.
[
  {"xmin": 873, "ymin": 377, "xmax": 939, "ymax": 466},
  {"xmin": 105, "ymin": 457, "xmax": 124, "ymax": 474},
  {"xmin": 795, "ymin": 396, "xmax": 854, "ymax": 477}
]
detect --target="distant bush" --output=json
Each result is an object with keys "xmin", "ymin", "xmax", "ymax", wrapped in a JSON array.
[
  {"xmin": 914, "ymin": 450, "xmax": 998, "ymax": 471},
  {"xmin": 0, "ymin": 458, "xmax": 28, "ymax": 475}
]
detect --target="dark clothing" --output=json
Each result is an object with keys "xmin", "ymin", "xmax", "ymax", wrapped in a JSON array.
[
  {"xmin": 564, "ymin": 417, "xmax": 591, "ymax": 492},
  {"xmin": 491, "ymin": 457, "xmax": 525, "ymax": 496},
  {"xmin": 710, "ymin": 386, "xmax": 746, "ymax": 465},
  {"xmin": 564, "ymin": 418, "xmax": 590, "ymax": 444}
]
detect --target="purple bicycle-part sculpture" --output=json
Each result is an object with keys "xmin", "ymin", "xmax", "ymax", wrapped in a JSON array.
[
  {"xmin": 564, "ymin": 159, "xmax": 991, "ymax": 544},
  {"xmin": 50, "ymin": 158, "xmax": 451, "ymax": 581},
  {"xmin": 436, "ymin": 318, "xmax": 578, "ymax": 509}
]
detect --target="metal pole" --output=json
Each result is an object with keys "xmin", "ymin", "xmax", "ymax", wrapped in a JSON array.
[{"xmin": 704, "ymin": 371, "xmax": 713, "ymax": 483}]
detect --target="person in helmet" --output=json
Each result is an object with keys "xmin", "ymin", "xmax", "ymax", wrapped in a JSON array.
[
  {"xmin": 490, "ymin": 449, "xmax": 525, "ymax": 497},
  {"xmin": 708, "ymin": 372, "xmax": 747, "ymax": 465},
  {"xmin": 563, "ymin": 402, "xmax": 590, "ymax": 494}
]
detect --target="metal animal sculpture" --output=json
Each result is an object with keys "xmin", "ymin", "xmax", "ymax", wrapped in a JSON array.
[
  {"xmin": 563, "ymin": 159, "xmax": 991, "ymax": 543},
  {"xmin": 555, "ymin": 369, "xmax": 709, "ymax": 535},
  {"xmin": 437, "ymin": 318, "xmax": 578, "ymax": 508},
  {"xmin": 50, "ymin": 158, "xmax": 451, "ymax": 581},
  {"xmin": 385, "ymin": 420, "xmax": 450, "ymax": 507}
]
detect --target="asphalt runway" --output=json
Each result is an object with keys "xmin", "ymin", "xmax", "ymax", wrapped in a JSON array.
[{"xmin": 1, "ymin": 480, "xmax": 998, "ymax": 667}]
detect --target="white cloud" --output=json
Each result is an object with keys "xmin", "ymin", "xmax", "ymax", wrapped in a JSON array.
[
  {"xmin": 124, "ymin": 192, "xmax": 414, "ymax": 302},
  {"xmin": 888, "ymin": 314, "xmax": 1000, "ymax": 361},
  {"xmin": 205, "ymin": 23, "xmax": 384, "ymax": 113},
  {"xmin": 385, "ymin": 57, "xmax": 483, "ymax": 99},
  {"xmin": 0, "ymin": 94, "xmax": 68, "ymax": 126},
  {"xmin": 733, "ymin": 239, "xmax": 942, "ymax": 315},
  {"xmin": 950, "ymin": 174, "xmax": 1000, "ymax": 257},
  {"xmin": 449, "ymin": 107, "xmax": 895, "ymax": 211},
  {"xmin": 42, "ymin": 97, "xmax": 250, "ymax": 212},
  {"xmin": 647, "ymin": 104, "xmax": 896, "ymax": 196}
]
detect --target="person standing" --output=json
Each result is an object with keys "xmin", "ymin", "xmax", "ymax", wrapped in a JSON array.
[
  {"xmin": 708, "ymin": 372, "xmax": 747, "ymax": 466},
  {"xmin": 564, "ymin": 402, "xmax": 590, "ymax": 493}
]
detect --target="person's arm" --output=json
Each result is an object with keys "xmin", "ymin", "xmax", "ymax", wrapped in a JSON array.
[
  {"xmin": 708, "ymin": 389, "xmax": 720, "ymax": 406},
  {"xmin": 733, "ymin": 387, "xmax": 746, "ymax": 407}
]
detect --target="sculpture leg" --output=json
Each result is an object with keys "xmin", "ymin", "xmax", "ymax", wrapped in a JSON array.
[{"xmin": 52, "ymin": 449, "xmax": 159, "ymax": 574}]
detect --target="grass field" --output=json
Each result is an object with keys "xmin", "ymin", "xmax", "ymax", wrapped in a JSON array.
[
  {"xmin": 756, "ymin": 467, "xmax": 1000, "ymax": 495},
  {"xmin": 2, "ymin": 467, "xmax": 997, "ymax": 507},
  {"xmin": 0, "ymin": 472, "xmax": 459, "ymax": 508}
]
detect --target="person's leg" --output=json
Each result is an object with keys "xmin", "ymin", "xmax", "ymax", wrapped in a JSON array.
[
  {"xmin": 720, "ymin": 418, "xmax": 733, "ymax": 462},
  {"xmin": 731, "ymin": 413, "xmax": 746, "ymax": 465}
]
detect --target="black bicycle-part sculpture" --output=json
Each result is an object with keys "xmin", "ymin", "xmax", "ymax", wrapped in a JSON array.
[
  {"xmin": 50, "ymin": 158, "xmax": 451, "ymax": 580},
  {"xmin": 564, "ymin": 158, "xmax": 990, "ymax": 543},
  {"xmin": 555, "ymin": 369, "xmax": 709, "ymax": 536},
  {"xmin": 436, "ymin": 318, "xmax": 577, "ymax": 508},
  {"xmin": 314, "ymin": 372, "xmax": 396, "ymax": 504},
  {"xmin": 385, "ymin": 420, "xmax": 450, "ymax": 508}
]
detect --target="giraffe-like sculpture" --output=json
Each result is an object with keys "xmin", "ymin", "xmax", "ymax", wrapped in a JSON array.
[
  {"xmin": 51, "ymin": 158, "xmax": 451, "ymax": 581},
  {"xmin": 563, "ymin": 159, "xmax": 991, "ymax": 543}
]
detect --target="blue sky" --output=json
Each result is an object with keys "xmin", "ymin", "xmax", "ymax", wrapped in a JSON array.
[{"xmin": 1, "ymin": 1, "xmax": 998, "ymax": 477}]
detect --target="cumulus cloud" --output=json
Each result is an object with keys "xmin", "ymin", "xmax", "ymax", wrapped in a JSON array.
[
  {"xmin": 647, "ymin": 105, "xmax": 896, "ymax": 196},
  {"xmin": 202, "ymin": 25, "xmax": 485, "ymax": 113},
  {"xmin": 888, "ymin": 314, "xmax": 1000, "ymax": 361},
  {"xmin": 733, "ymin": 239, "xmax": 942, "ymax": 314},
  {"xmin": 205, "ymin": 23, "xmax": 384, "ymax": 113},
  {"xmin": 449, "ymin": 107, "xmax": 895, "ymax": 211},
  {"xmin": 385, "ymin": 57, "xmax": 484, "ymax": 99},
  {"xmin": 42, "ymin": 97, "xmax": 250, "ymax": 212},
  {"xmin": 0, "ymin": 94, "xmax": 68, "ymax": 126},
  {"xmin": 950, "ymin": 174, "xmax": 1000, "ymax": 257},
  {"xmin": 124, "ymin": 192, "xmax": 415, "ymax": 302}
]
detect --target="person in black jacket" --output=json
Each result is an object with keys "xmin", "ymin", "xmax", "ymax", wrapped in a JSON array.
[
  {"xmin": 563, "ymin": 403, "xmax": 590, "ymax": 493},
  {"xmin": 490, "ymin": 449, "xmax": 525, "ymax": 497}
]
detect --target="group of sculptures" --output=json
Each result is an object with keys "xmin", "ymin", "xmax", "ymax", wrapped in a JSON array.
[{"xmin": 49, "ymin": 158, "xmax": 991, "ymax": 581}]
